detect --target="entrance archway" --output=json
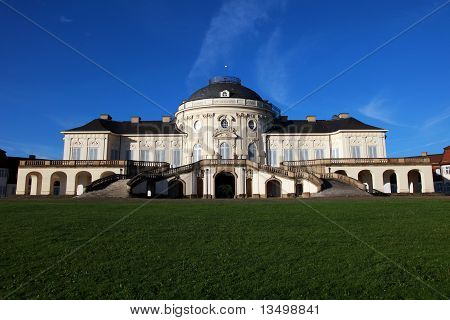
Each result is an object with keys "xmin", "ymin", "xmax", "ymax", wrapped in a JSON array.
[
  {"xmin": 408, "ymin": 170, "xmax": 422, "ymax": 193},
  {"xmin": 168, "ymin": 179, "xmax": 184, "ymax": 198},
  {"xmin": 50, "ymin": 172, "xmax": 67, "ymax": 195},
  {"xmin": 215, "ymin": 172, "xmax": 235, "ymax": 198},
  {"xmin": 196, "ymin": 177, "xmax": 203, "ymax": 198},
  {"xmin": 75, "ymin": 171, "xmax": 92, "ymax": 195},
  {"xmin": 266, "ymin": 179, "xmax": 281, "ymax": 198},
  {"xmin": 100, "ymin": 171, "xmax": 115, "ymax": 178},
  {"xmin": 335, "ymin": 170, "xmax": 347, "ymax": 176},
  {"xmin": 358, "ymin": 170, "xmax": 373, "ymax": 193},
  {"xmin": 246, "ymin": 178, "xmax": 252, "ymax": 198},
  {"xmin": 25, "ymin": 172, "xmax": 42, "ymax": 195},
  {"xmin": 295, "ymin": 183, "xmax": 303, "ymax": 196},
  {"xmin": 383, "ymin": 170, "xmax": 397, "ymax": 193}
]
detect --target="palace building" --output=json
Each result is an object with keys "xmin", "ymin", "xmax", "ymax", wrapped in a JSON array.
[{"xmin": 16, "ymin": 76, "xmax": 435, "ymax": 198}]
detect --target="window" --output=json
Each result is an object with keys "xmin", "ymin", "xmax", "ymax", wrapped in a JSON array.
[
  {"xmin": 220, "ymin": 119, "xmax": 229, "ymax": 129},
  {"xmin": 368, "ymin": 145, "xmax": 377, "ymax": 158},
  {"xmin": 248, "ymin": 120, "xmax": 256, "ymax": 131},
  {"xmin": 110, "ymin": 149, "xmax": 119, "ymax": 160},
  {"xmin": 444, "ymin": 166, "xmax": 450, "ymax": 175},
  {"xmin": 299, "ymin": 149, "xmax": 309, "ymax": 161},
  {"xmin": 194, "ymin": 120, "xmax": 202, "ymax": 131},
  {"xmin": 87, "ymin": 147, "xmax": 98, "ymax": 160},
  {"xmin": 0, "ymin": 169, "xmax": 8, "ymax": 179},
  {"xmin": 283, "ymin": 149, "xmax": 293, "ymax": 161},
  {"xmin": 248, "ymin": 143, "xmax": 257, "ymax": 162},
  {"xmin": 156, "ymin": 149, "xmax": 165, "ymax": 162},
  {"xmin": 193, "ymin": 144, "xmax": 202, "ymax": 162},
  {"xmin": 71, "ymin": 147, "xmax": 81, "ymax": 160},
  {"xmin": 315, "ymin": 149, "xmax": 324, "ymax": 159},
  {"xmin": 331, "ymin": 148, "xmax": 340, "ymax": 159},
  {"xmin": 351, "ymin": 145, "xmax": 361, "ymax": 158},
  {"xmin": 172, "ymin": 149, "xmax": 181, "ymax": 167},
  {"xmin": 220, "ymin": 90, "xmax": 230, "ymax": 97},
  {"xmin": 269, "ymin": 150, "xmax": 278, "ymax": 167},
  {"xmin": 140, "ymin": 150, "xmax": 150, "ymax": 161},
  {"xmin": 126, "ymin": 150, "xmax": 134, "ymax": 160},
  {"xmin": 220, "ymin": 142, "xmax": 230, "ymax": 159}
]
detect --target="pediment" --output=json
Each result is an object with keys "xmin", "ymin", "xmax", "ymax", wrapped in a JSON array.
[{"xmin": 213, "ymin": 129, "xmax": 239, "ymax": 139}]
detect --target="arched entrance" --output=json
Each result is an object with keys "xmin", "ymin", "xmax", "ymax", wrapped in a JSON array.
[
  {"xmin": 25, "ymin": 172, "xmax": 42, "ymax": 195},
  {"xmin": 196, "ymin": 177, "xmax": 203, "ymax": 198},
  {"xmin": 266, "ymin": 179, "xmax": 281, "ymax": 198},
  {"xmin": 50, "ymin": 172, "xmax": 67, "ymax": 196},
  {"xmin": 168, "ymin": 179, "xmax": 184, "ymax": 198},
  {"xmin": 335, "ymin": 170, "xmax": 347, "ymax": 176},
  {"xmin": 383, "ymin": 170, "xmax": 397, "ymax": 193},
  {"xmin": 408, "ymin": 170, "xmax": 422, "ymax": 193},
  {"xmin": 246, "ymin": 178, "xmax": 252, "ymax": 198},
  {"xmin": 215, "ymin": 172, "xmax": 235, "ymax": 198},
  {"xmin": 295, "ymin": 183, "xmax": 303, "ymax": 197},
  {"xmin": 75, "ymin": 171, "xmax": 92, "ymax": 195},
  {"xmin": 100, "ymin": 171, "xmax": 115, "ymax": 178},
  {"xmin": 358, "ymin": 170, "xmax": 373, "ymax": 193}
]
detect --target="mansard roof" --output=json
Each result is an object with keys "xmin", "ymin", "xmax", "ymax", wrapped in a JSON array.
[
  {"xmin": 65, "ymin": 119, "xmax": 183, "ymax": 135},
  {"xmin": 265, "ymin": 117, "xmax": 385, "ymax": 134}
]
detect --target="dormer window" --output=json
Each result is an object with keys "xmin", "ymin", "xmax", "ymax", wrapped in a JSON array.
[{"xmin": 220, "ymin": 90, "xmax": 230, "ymax": 98}]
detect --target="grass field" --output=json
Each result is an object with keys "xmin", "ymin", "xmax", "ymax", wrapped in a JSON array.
[{"xmin": 0, "ymin": 197, "xmax": 449, "ymax": 299}]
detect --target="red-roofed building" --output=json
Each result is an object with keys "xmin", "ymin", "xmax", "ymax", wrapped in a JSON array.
[{"xmin": 427, "ymin": 146, "xmax": 450, "ymax": 193}]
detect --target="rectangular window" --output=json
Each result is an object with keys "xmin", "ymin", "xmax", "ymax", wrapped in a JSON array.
[
  {"xmin": 283, "ymin": 149, "xmax": 293, "ymax": 162},
  {"xmin": 269, "ymin": 150, "xmax": 278, "ymax": 167},
  {"xmin": 156, "ymin": 149, "xmax": 165, "ymax": 162},
  {"xmin": 140, "ymin": 150, "xmax": 150, "ymax": 161},
  {"xmin": 315, "ymin": 149, "xmax": 324, "ymax": 159},
  {"xmin": 368, "ymin": 145, "xmax": 377, "ymax": 158},
  {"xmin": 126, "ymin": 150, "xmax": 134, "ymax": 160},
  {"xmin": 445, "ymin": 166, "xmax": 450, "ymax": 175},
  {"xmin": 110, "ymin": 149, "xmax": 119, "ymax": 160},
  {"xmin": 172, "ymin": 149, "xmax": 181, "ymax": 167},
  {"xmin": 351, "ymin": 145, "xmax": 361, "ymax": 158},
  {"xmin": 87, "ymin": 148, "xmax": 98, "ymax": 160},
  {"xmin": 331, "ymin": 148, "xmax": 340, "ymax": 159},
  {"xmin": 299, "ymin": 149, "xmax": 309, "ymax": 161},
  {"xmin": 71, "ymin": 147, "xmax": 81, "ymax": 160}
]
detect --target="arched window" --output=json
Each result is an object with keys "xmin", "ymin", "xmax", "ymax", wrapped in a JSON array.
[
  {"xmin": 220, "ymin": 142, "xmax": 230, "ymax": 159},
  {"xmin": 193, "ymin": 144, "xmax": 202, "ymax": 162},
  {"xmin": 248, "ymin": 143, "xmax": 257, "ymax": 162}
]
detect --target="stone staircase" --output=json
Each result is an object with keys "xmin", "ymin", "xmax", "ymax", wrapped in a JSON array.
[
  {"xmin": 313, "ymin": 180, "xmax": 371, "ymax": 197},
  {"xmin": 77, "ymin": 179, "xmax": 131, "ymax": 198}
]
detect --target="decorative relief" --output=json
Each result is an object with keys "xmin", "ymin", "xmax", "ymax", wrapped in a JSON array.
[
  {"xmin": 156, "ymin": 140, "xmax": 166, "ymax": 148},
  {"xmin": 88, "ymin": 139, "xmax": 100, "ymax": 146},
  {"xmin": 246, "ymin": 169, "xmax": 253, "ymax": 179}
]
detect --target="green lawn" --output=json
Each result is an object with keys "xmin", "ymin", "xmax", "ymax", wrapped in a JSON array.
[{"xmin": 0, "ymin": 197, "xmax": 449, "ymax": 299}]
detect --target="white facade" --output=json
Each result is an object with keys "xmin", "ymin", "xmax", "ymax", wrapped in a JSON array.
[{"xmin": 16, "ymin": 76, "xmax": 435, "ymax": 198}]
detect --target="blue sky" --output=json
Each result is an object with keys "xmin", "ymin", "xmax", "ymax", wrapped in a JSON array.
[{"xmin": 0, "ymin": 0, "xmax": 449, "ymax": 159}]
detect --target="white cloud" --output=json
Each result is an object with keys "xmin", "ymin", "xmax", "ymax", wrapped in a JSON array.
[
  {"xmin": 255, "ymin": 27, "xmax": 294, "ymax": 104},
  {"xmin": 188, "ymin": 0, "xmax": 282, "ymax": 82},
  {"xmin": 422, "ymin": 105, "xmax": 450, "ymax": 129},
  {"xmin": 59, "ymin": 16, "xmax": 73, "ymax": 23},
  {"xmin": 358, "ymin": 98, "xmax": 404, "ymax": 127}
]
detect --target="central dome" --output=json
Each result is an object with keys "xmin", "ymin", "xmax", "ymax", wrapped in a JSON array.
[{"xmin": 186, "ymin": 76, "xmax": 263, "ymax": 102}]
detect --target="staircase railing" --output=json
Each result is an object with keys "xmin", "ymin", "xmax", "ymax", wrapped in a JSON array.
[
  {"xmin": 85, "ymin": 174, "xmax": 128, "ymax": 192},
  {"xmin": 318, "ymin": 173, "xmax": 366, "ymax": 191}
]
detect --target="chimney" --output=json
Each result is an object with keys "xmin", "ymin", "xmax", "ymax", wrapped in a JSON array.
[
  {"xmin": 421, "ymin": 152, "xmax": 428, "ymax": 157},
  {"xmin": 131, "ymin": 116, "xmax": 141, "ymax": 124},
  {"xmin": 306, "ymin": 115, "xmax": 316, "ymax": 122},
  {"xmin": 99, "ymin": 114, "xmax": 112, "ymax": 120},
  {"xmin": 162, "ymin": 115, "xmax": 171, "ymax": 123},
  {"xmin": 338, "ymin": 113, "xmax": 350, "ymax": 119}
]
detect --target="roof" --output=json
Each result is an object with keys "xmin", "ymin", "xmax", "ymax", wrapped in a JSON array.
[
  {"xmin": 265, "ymin": 117, "xmax": 385, "ymax": 134},
  {"xmin": 65, "ymin": 119, "xmax": 183, "ymax": 135},
  {"xmin": 186, "ymin": 77, "xmax": 263, "ymax": 102}
]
